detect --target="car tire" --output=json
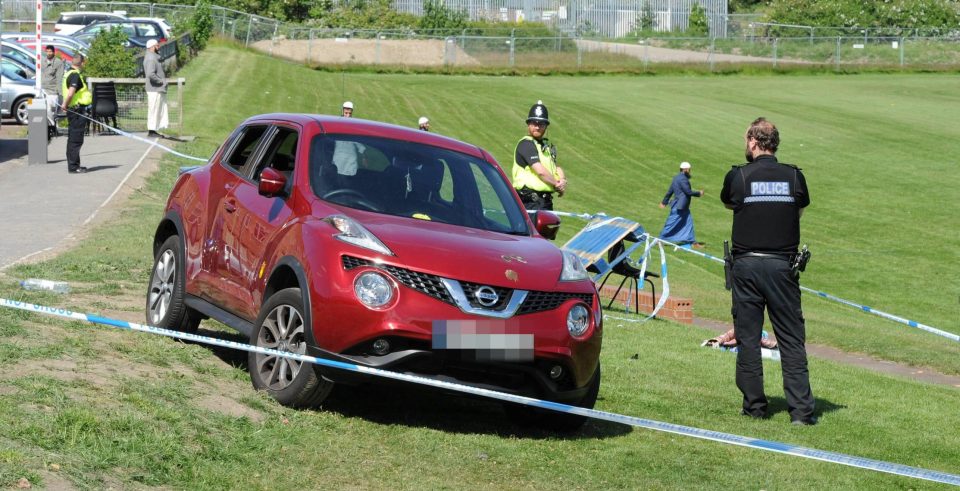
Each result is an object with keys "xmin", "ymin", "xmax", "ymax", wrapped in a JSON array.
[
  {"xmin": 145, "ymin": 235, "xmax": 201, "ymax": 333},
  {"xmin": 248, "ymin": 288, "xmax": 333, "ymax": 408},
  {"xmin": 14, "ymin": 97, "xmax": 30, "ymax": 125},
  {"xmin": 506, "ymin": 363, "xmax": 601, "ymax": 432}
]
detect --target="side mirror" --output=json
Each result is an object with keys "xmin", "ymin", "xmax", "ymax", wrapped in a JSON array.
[
  {"xmin": 258, "ymin": 167, "xmax": 287, "ymax": 197},
  {"xmin": 534, "ymin": 210, "xmax": 561, "ymax": 240}
]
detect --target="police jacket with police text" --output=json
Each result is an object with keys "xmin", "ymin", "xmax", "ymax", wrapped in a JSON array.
[{"xmin": 720, "ymin": 155, "xmax": 809, "ymax": 254}]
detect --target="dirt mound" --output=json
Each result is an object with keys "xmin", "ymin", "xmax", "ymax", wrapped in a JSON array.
[{"xmin": 253, "ymin": 38, "xmax": 479, "ymax": 66}]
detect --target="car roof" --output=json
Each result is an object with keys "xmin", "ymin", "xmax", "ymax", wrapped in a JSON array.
[
  {"xmin": 244, "ymin": 113, "xmax": 487, "ymax": 159},
  {"xmin": 57, "ymin": 11, "xmax": 127, "ymax": 17}
]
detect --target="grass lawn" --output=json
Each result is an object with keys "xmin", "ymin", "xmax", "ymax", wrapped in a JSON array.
[{"xmin": 0, "ymin": 42, "xmax": 957, "ymax": 488}]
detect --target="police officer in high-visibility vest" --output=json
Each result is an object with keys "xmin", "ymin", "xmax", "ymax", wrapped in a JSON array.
[
  {"xmin": 60, "ymin": 54, "xmax": 92, "ymax": 174},
  {"xmin": 512, "ymin": 100, "xmax": 566, "ymax": 211},
  {"xmin": 720, "ymin": 117, "xmax": 816, "ymax": 426}
]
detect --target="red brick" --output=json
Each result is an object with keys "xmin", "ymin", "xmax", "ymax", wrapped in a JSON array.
[{"xmin": 597, "ymin": 284, "xmax": 694, "ymax": 324}]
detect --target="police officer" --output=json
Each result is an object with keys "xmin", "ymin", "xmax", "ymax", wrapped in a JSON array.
[
  {"xmin": 60, "ymin": 54, "xmax": 92, "ymax": 174},
  {"xmin": 720, "ymin": 117, "xmax": 816, "ymax": 425},
  {"xmin": 511, "ymin": 100, "xmax": 566, "ymax": 211}
]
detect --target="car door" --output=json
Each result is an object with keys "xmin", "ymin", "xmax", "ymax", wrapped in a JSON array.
[
  {"xmin": 228, "ymin": 123, "xmax": 301, "ymax": 320},
  {"xmin": 199, "ymin": 124, "xmax": 272, "ymax": 314}
]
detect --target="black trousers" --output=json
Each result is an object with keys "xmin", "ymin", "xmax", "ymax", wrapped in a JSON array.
[
  {"xmin": 731, "ymin": 255, "xmax": 814, "ymax": 421},
  {"xmin": 517, "ymin": 188, "xmax": 554, "ymax": 211},
  {"xmin": 66, "ymin": 108, "xmax": 86, "ymax": 170}
]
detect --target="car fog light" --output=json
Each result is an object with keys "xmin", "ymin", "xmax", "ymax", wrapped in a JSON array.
[
  {"xmin": 567, "ymin": 304, "xmax": 590, "ymax": 337},
  {"xmin": 354, "ymin": 271, "xmax": 393, "ymax": 308},
  {"xmin": 372, "ymin": 338, "xmax": 391, "ymax": 355},
  {"xmin": 549, "ymin": 365, "xmax": 564, "ymax": 380}
]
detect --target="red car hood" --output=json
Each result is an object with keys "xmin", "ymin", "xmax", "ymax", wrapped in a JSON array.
[{"xmin": 360, "ymin": 215, "xmax": 567, "ymax": 291}]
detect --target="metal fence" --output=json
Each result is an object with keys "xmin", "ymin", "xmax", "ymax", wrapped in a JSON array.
[{"xmin": 86, "ymin": 77, "xmax": 186, "ymax": 135}]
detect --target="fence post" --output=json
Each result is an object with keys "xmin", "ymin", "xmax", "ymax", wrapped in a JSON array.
[
  {"xmin": 643, "ymin": 38, "xmax": 649, "ymax": 69},
  {"xmin": 376, "ymin": 31, "xmax": 381, "ymax": 64},
  {"xmin": 270, "ymin": 22, "xmax": 278, "ymax": 56},
  {"xmin": 709, "ymin": 36, "xmax": 715, "ymax": 71},
  {"xmin": 177, "ymin": 78, "xmax": 184, "ymax": 138},
  {"xmin": 576, "ymin": 34, "xmax": 582, "ymax": 69},
  {"xmin": 772, "ymin": 37, "xmax": 778, "ymax": 68},
  {"xmin": 899, "ymin": 36, "xmax": 904, "ymax": 67},
  {"xmin": 307, "ymin": 28, "xmax": 313, "ymax": 64},
  {"xmin": 509, "ymin": 28, "xmax": 515, "ymax": 67},
  {"xmin": 461, "ymin": 28, "xmax": 466, "ymax": 51},
  {"xmin": 245, "ymin": 17, "xmax": 253, "ymax": 48},
  {"xmin": 835, "ymin": 36, "xmax": 841, "ymax": 70}
]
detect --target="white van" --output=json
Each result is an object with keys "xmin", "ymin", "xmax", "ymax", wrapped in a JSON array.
[{"xmin": 54, "ymin": 11, "xmax": 127, "ymax": 35}]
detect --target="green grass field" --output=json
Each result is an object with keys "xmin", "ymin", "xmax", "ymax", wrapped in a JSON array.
[{"xmin": 0, "ymin": 43, "xmax": 958, "ymax": 489}]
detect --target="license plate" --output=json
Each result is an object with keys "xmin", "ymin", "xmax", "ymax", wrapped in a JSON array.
[{"xmin": 432, "ymin": 320, "xmax": 533, "ymax": 362}]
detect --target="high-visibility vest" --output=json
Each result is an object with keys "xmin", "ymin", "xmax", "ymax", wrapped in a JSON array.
[
  {"xmin": 61, "ymin": 68, "xmax": 92, "ymax": 107},
  {"xmin": 511, "ymin": 136, "xmax": 558, "ymax": 192}
]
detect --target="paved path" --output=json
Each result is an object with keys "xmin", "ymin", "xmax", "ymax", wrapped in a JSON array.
[
  {"xmin": 576, "ymin": 39, "xmax": 799, "ymax": 65},
  {"xmin": 0, "ymin": 123, "xmax": 163, "ymax": 270}
]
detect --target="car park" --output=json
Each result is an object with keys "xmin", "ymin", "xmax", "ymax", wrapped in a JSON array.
[
  {"xmin": 54, "ymin": 11, "xmax": 127, "ymax": 35},
  {"xmin": 71, "ymin": 19, "xmax": 167, "ymax": 47},
  {"xmin": 15, "ymin": 41, "xmax": 84, "ymax": 65},
  {"xmin": 1, "ymin": 41, "xmax": 36, "ymax": 78},
  {"xmin": 0, "ymin": 74, "xmax": 37, "ymax": 124},
  {"xmin": 147, "ymin": 114, "xmax": 603, "ymax": 430},
  {"xmin": 128, "ymin": 17, "xmax": 174, "ymax": 39},
  {"xmin": 1, "ymin": 60, "xmax": 29, "ymax": 80},
  {"xmin": 3, "ymin": 32, "xmax": 90, "ymax": 53}
]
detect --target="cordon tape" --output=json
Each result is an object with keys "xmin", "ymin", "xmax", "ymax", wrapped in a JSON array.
[
  {"xmin": 553, "ymin": 210, "xmax": 959, "ymax": 342},
  {"xmin": 64, "ymin": 108, "xmax": 207, "ymax": 163},
  {"xmin": 1, "ymin": 297, "xmax": 957, "ymax": 486}
]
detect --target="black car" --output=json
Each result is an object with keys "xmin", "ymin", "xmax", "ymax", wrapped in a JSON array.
[{"xmin": 71, "ymin": 19, "xmax": 167, "ymax": 47}]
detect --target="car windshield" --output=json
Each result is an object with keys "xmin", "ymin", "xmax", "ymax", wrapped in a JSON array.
[{"xmin": 310, "ymin": 134, "xmax": 530, "ymax": 235}]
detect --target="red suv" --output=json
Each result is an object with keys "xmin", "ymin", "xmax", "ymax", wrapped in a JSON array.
[{"xmin": 146, "ymin": 114, "xmax": 602, "ymax": 429}]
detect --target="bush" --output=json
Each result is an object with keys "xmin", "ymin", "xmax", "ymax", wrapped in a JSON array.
[
  {"xmin": 192, "ymin": 0, "xmax": 214, "ymax": 50},
  {"xmin": 765, "ymin": 0, "xmax": 960, "ymax": 31},
  {"xmin": 84, "ymin": 28, "xmax": 137, "ymax": 78},
  {"xmin": 419, "ymin": 0, "xmax": 467, "ymax": 35},
  {"xmin": 688, "ymin": 3, "xmax": 709, "ymax": 37}
]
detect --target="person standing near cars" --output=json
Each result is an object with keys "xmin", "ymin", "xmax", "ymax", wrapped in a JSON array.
[
  {"xmin": 144, "ymin": 39, "xmax": 168, "ymax": 138},
  {"xmin": 418, "ymin": 116, "xmax": 430, "ymax": 131},
  {"xmin": 720, "ymin": 117, "xmax": 816, "ymax": 426},
  {"xmin": 511, "ymin": 100, "xmax": 566, "ymax": 211},
  {"xmin": 341, "ymin": 101, "xmax": 354, "ymax": 117},
  {"xmin": 60, "ymin": 53, "xmax": 91, "ymax": 174},
  {"xmin": 41, "ymin": 45, "xmax": 65, "ymax": 102},
  {"xmin": 659, "ymin": 161, "xmax": 704, "ymax": 248}
]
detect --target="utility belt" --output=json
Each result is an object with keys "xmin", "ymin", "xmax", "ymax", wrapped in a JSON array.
[
  {"xmin": 724, "ymin": 242, "xmax": 810, "ymax": 290},
  {"xmin": 516, "ymin": 186, "xmax": 553, "ymax": 200}
]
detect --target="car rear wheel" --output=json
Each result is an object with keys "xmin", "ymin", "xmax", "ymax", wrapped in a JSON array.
[
  {"xmin": 14, "ymin": 97, "xmax": 30, "ymax": 125},
  {"xmin": 249, "ymin": 288, "xmax": 333, "ymax": 408},
  {"xmin": 505, "ymin": 363, "xmax": 601, "ymax": 432},
  {"xmin": 145, "ymin": 235, "xmax": 200, "ymax": 332}
]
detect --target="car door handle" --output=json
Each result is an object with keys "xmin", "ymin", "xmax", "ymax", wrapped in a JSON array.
[{"xmin": 224, "ymin": 200, "xmax": 237, "ymax": 213}]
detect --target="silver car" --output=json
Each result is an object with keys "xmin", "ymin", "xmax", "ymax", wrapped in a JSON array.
[{"xmin": 1, "ymin": 74, "xmax": 38, "ymax": 124}]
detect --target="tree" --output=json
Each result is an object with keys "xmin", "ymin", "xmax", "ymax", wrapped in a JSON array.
[
  {"xmin": 633, "ymin": 1, "xmax": 656, "ymax": 33},
  {"xmin": 687, "ymin": 3, "xmax": 709, "ymax": 37},
  {"xmin": 419, "ymin": 0, "xmax": 467, "ymax": 34},
  {"xmin": 192, "ymin": 0, "xmax": 214, "ymax": 50},
  {"xmin": 85, "ymin": 28, "xmax": 137, "ymax": 78}
]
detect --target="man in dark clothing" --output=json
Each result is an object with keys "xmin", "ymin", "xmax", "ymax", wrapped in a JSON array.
[
  {"xmin": 60, "ymin": 54, "xmax": 91, "ymax": 174},
  {"xmin": 659, "ymin": 161, "xmax": 704, "ymax": 247},
  {"xmin": 511, "ymin": 100, "xmax": 566, "ymax": 211},
  {"xmin": 720, "ymin": 117, "xmax": 816, "ymax": 426}
]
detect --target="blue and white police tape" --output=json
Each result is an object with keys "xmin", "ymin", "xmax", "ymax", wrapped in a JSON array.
[
  {"xmin": 2, "ymin": 297, "xmax": 958, "ymax": 486},
  {"xmin": 644, "ymin": 234, "xmax": 960, "ymax": 343},
  {"xmin": 65, "ymin": 108, "xmax": 208, "ymax": 163}
]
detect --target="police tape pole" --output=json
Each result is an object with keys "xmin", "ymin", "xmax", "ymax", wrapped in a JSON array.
[
  {"xmin": 1, "ymin": 297, "xmax": 959, "ymax": 486},
  {"xmin": 62, "ymin": 107, "xmax": 207, "ymax": 163}
]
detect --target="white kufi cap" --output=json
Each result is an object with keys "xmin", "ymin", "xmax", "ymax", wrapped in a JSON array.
[
  {"xmin": 418, "ymin": 116, "xmax": 429, "ymax": 125},
  {"xmin": 680, "ymin": 161, "xmax": 692, "ymax": 169}
]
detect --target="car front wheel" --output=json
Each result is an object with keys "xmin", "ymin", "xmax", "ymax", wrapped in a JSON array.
[
  {"xmin": 249, "ymin": 288, "xmax": 333, "ymax": 408},
  {"xmin": 14, "ymin": 97, "xmax": 30, "ymax": 125},
  {"xmin": 145, "ymin": 235, "xmax": 200, "ymax": 332}
]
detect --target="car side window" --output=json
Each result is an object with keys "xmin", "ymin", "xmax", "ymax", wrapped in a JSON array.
[
  {"xmin": 223, "ymin": 125, "xmax": 269, "ymax": 174},
  {"xmin": 255, "ymin": 127, "xmax": 298, "ymax": 182},
  {"xmin": 137, "ymin": 23, "xmax": 159, "ymax": 37}
]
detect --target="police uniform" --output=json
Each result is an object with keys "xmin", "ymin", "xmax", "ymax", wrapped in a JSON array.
[
  {"xmin": 720, "ymin": 154, "xmax": 815, "ymax": 423},
  {"xmin": 512, "ymin": 102, "xmax": 560, "ymax": 211},
  {"xmin": 62, "ymin": 67, "xmax": 92, "ymax": 173}
]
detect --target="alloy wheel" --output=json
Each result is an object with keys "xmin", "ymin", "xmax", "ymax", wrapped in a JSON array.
[
  {"xmin": 255, "ymin": 304, "xmax": 307, "ymax": 390},
  {"xmin": 147, "ymin": 249, "xmax": 176, "ymax": 324}
]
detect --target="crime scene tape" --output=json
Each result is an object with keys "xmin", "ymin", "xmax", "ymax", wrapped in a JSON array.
[
  {"xmin": 554, "ymin": 210, "xmax": 959, "ymax": 343},
  {"xmin": 64, "ymin": 108, "xmax": 208, "ymax": 162},
  {"xmin": 2, "ymin": 297, "xmax": 958, "ymax": 486}
]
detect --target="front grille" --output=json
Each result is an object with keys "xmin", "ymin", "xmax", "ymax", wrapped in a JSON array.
[
  {"xmin": 460, "ymin": 281, "xmax": 512, "ymax": 310},
  {"xmin": 517, "ymin": 291, "xmax": 593, "ymax": 315},
  {"xmin": 342, "ymin": 255, "xmax": 454, "ymax": 305}
]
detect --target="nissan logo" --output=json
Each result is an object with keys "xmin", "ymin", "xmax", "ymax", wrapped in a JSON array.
[{"xmin": 474, "ymin": 286, "xmax": 499, "ymax": 307}]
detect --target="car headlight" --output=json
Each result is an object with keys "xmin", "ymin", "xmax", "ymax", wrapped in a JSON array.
[
  {"xmin": 567, "ymin": 304, "xmax": 590, "ymax": 337},
  {"xmin": 323, "ymin": 215, "xmax": 393, "ymax": 256},
  {"xmin": 560, "ymin": 250, "xmax": 590, "ymax": 281},
  {"xmin": 354, "ymin": 271, "xmax": 394, "ymax": 309}
]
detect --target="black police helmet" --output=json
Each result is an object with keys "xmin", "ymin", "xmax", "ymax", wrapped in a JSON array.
[{"xmin": 526, "ymin": 100, "xmax": 549, "ymax": 125}]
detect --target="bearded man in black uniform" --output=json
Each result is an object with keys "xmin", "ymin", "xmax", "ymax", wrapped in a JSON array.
[{"xmin": 720, "ymin": 117, "xmax": 816, "ymax": 426}]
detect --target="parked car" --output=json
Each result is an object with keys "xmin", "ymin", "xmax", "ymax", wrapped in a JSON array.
[
  {"xmin": 72, "ymin": 19, "xmax": 167, "ymax": 47},
  {"xmin": 0, "ymin": 74, "xmax": 37, "ymax": 124},
  {"xmin": 146, "ymin": 114, "xmax": 603, "ymax": 430},
  {"xmin": 3, "ymin": 33, "xmax": 90, "ymax": 54},
  {"xmin": 54, "ymin": 11, "xmax": 127, "ymax": 35},
  {"xmin": 15, "ymin": 41, "xmax": 84, "ymax": 65},
  {"xmin": 1, "ymin": 41, "xmax": 36, "ymax": 78},
  {"xmin": 1, "ymin": 60, "xmax": 29, "ymax": 80},
  {"xmin": 128, "ymin": 17, "xmax": 174, "ymax": 39}
]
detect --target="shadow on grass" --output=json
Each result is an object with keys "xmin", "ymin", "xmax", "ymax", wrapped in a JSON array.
[
  {"xmin": 766, "ymin": 396, "xmax": 846, "ymax": 419},
  {"xmin": 192, "ymin": 327, "xmax": 631, "ymax": 439}
]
